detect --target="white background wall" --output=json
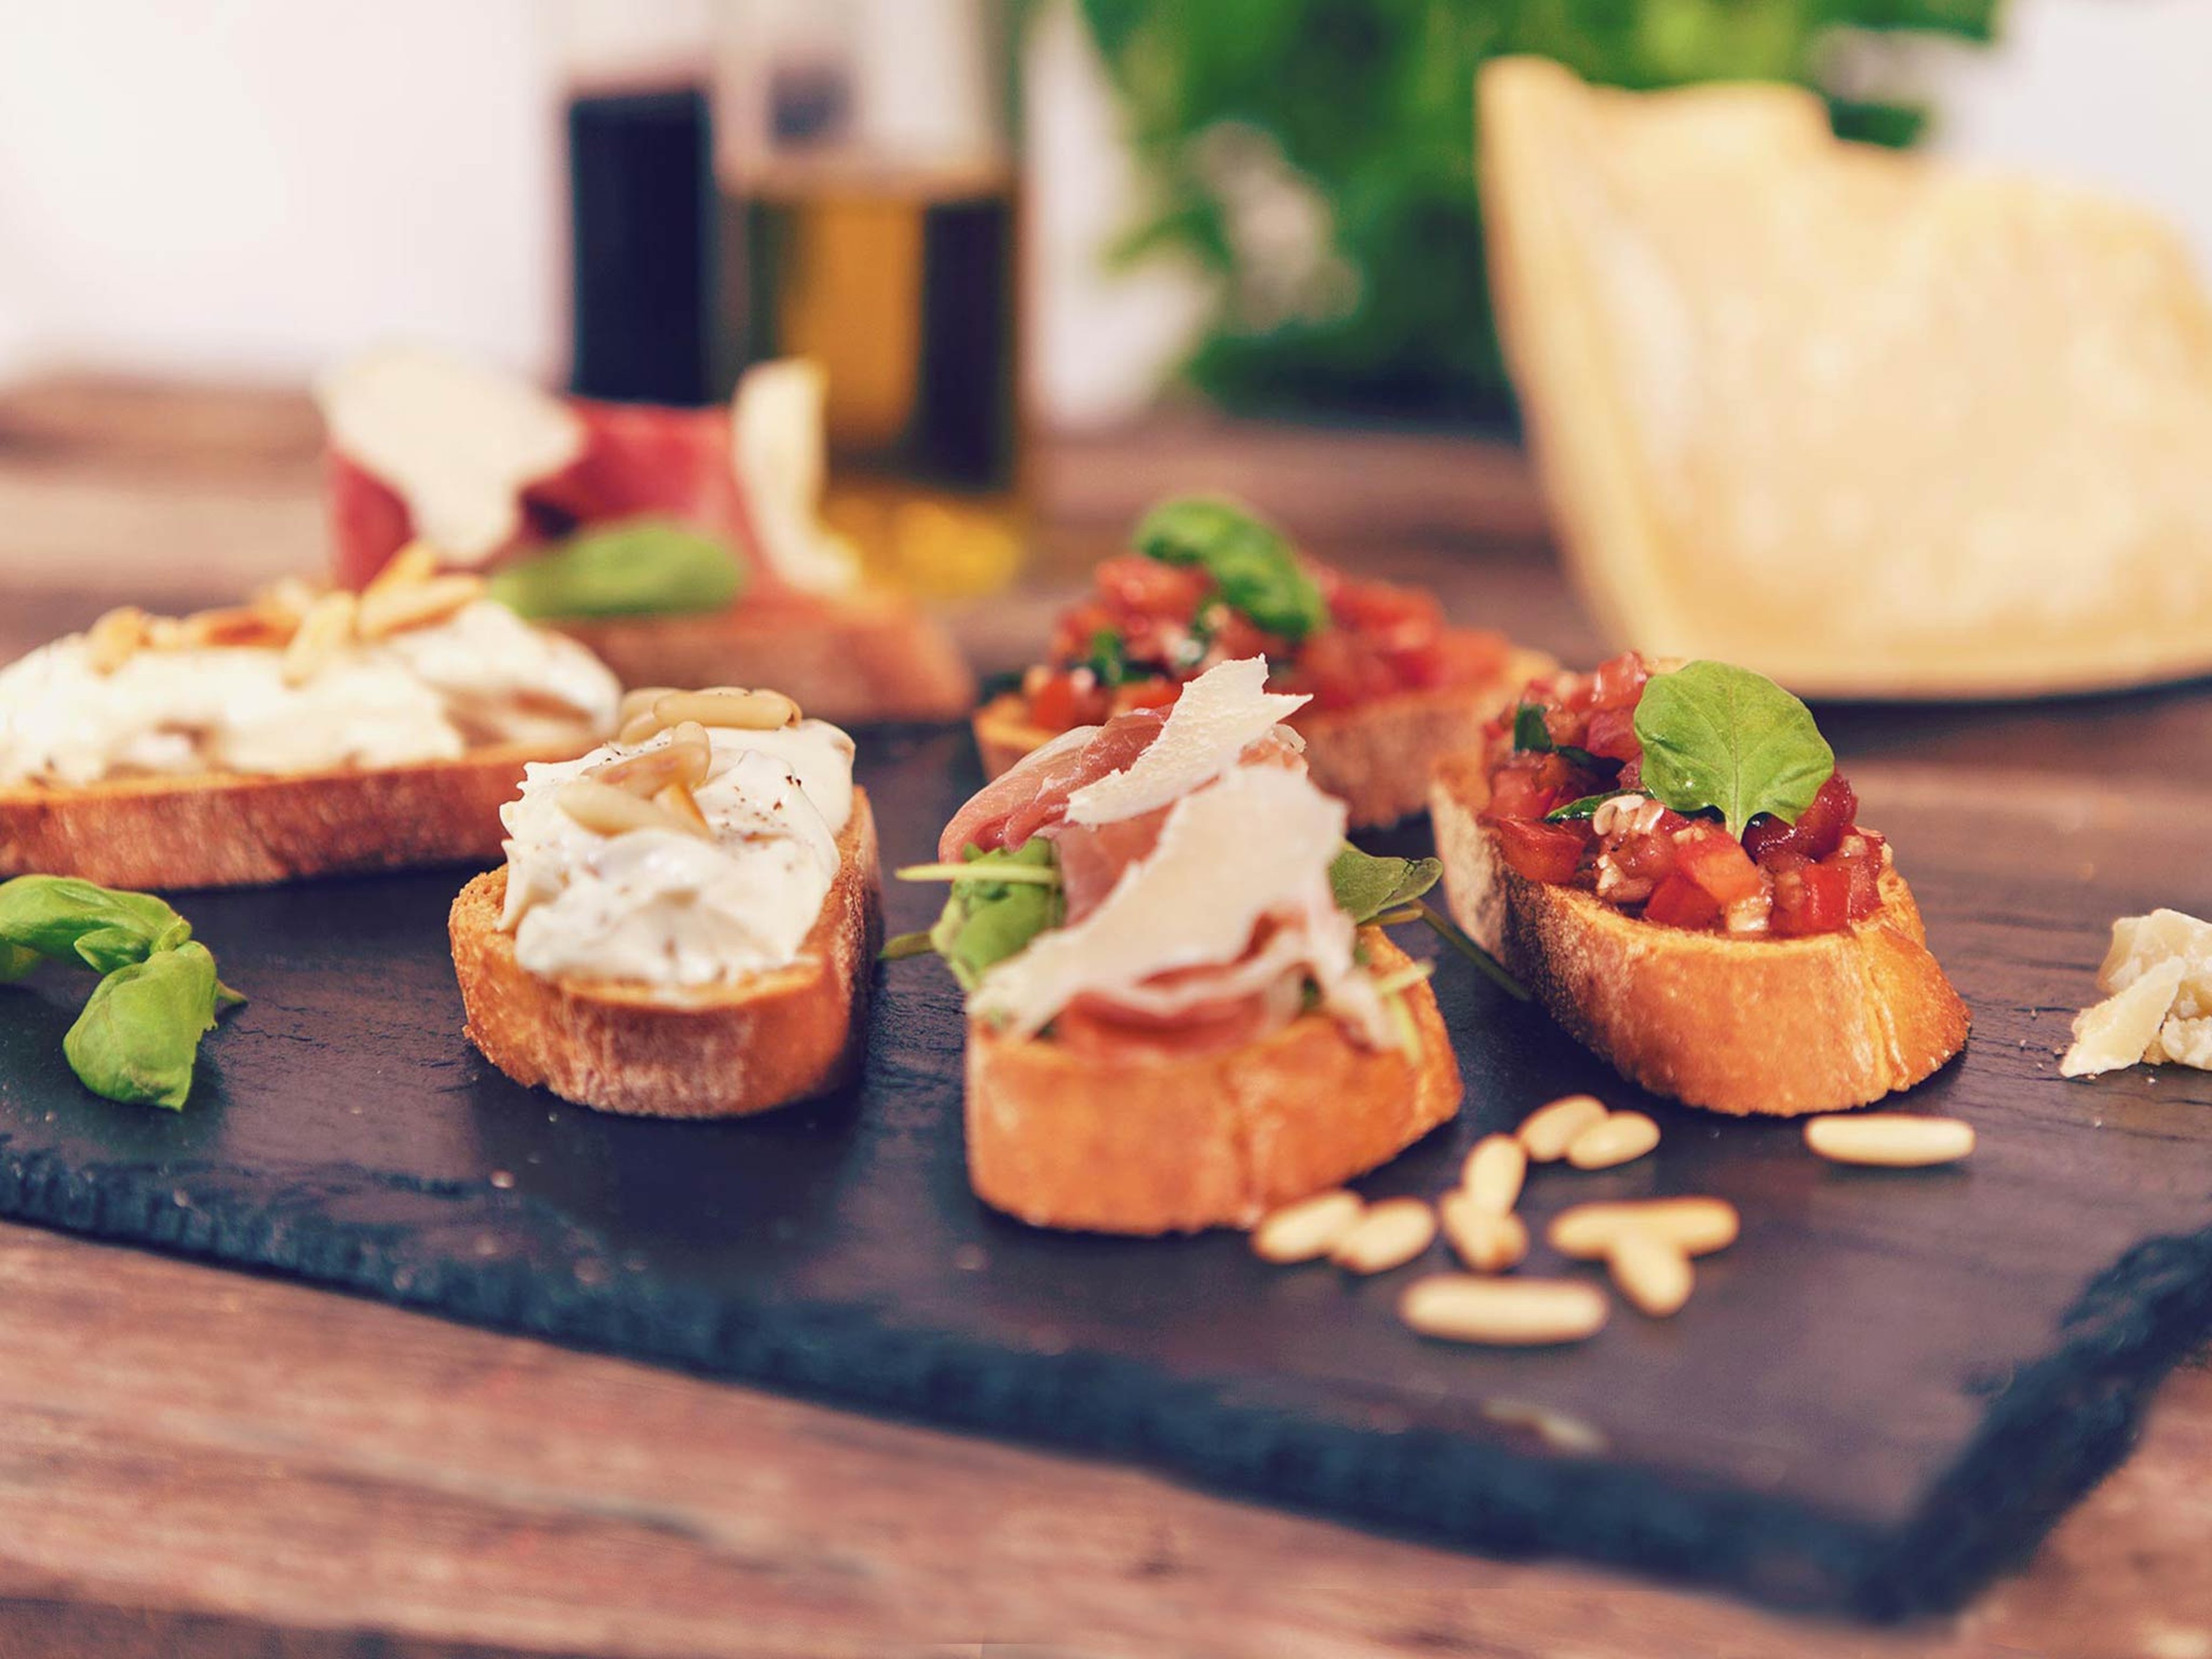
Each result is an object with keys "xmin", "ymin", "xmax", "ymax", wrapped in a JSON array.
[{"xmin": 0, "ymin": 0, "xmax": 2205, "ymax": 423}]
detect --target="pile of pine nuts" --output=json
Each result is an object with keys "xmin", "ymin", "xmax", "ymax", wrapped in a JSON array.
[{"xmin": 1250, "ymin": 1091, "xmax": 1975, "ymax": 1349}]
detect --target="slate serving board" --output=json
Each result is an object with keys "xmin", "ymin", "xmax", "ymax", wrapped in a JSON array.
[{"xmin": 0, "ymin": 725, "xmax": 2207, "ymax": 1622}]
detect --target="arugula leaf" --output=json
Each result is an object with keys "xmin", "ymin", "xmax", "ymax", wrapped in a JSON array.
[
  {"xmin": 62, "ymin": 941, "xmax": 222, "ymax": 1111},
  {"xmin": 1633, "ymin": 660, "xmax": 1835, "ymax": 839},
  {"xmin": 1085, "ymin": 628, "xmax": 1128, "ymax": 687},
  {"xmin": 1329, "ymin": 844, "xmax": 1441, "ymax": 926},
  {"xmin": 486, "ymin": 517, "xmax": 744, "ymax": 620},
  {"xmin": 925, "ymin": 841, "xmax": 1065, "ymax": 992},
  {"xmin": 1132, "ymin": 496, "xmax": 1327, "ymax": 642},
  {"xmin": 0, "ymin": 876, "xmax": 192, "ymax": 973}
]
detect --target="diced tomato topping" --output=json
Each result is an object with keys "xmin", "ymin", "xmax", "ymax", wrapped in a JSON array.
[
  {"xmin": 1025, "ymin": 670, "xmax": 1106, "ymax": 733},
  {"xmin": 1590, "ymin": 653, "xmax": 1649, "ymax": 711},
  {"xmin": 1609, "ymin": 827, "xmax": 1680, "ymax": 885},
  {"xmin": 1483, "ymin": 753, "xmax": 1580, "ymax": 823},
  {"xmin": 1642, "ymin": 873, "xmax": 1723, "ymax": 931},
  {"xmin": 1771, "ymin": 859, "xmax": 1851, "ymax": 937},
  {"xmin": 1672, "ymin": 827, "xmax": 1767, "ymax": 910},
  {"xmin": 1582, "ymin": 705, "xmax": 1641, "ymax": 764},
  {"xmin": 1744, "ymin": 774, "xmax": 1858, "ymax": 866},
  {"xmin": 1094, "ymin": 554, "xmax": 1210, "ymax": 620},
  {"xmin": 1112, "ymin": 677, "xmax": 1183, "ymax": 715},
  {"xmin": 1495, "ymin": 819, "xmax": 1589, "ymax": 885}
]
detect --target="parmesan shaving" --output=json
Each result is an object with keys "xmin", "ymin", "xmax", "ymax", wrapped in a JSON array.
[
  {"xmin": 2062, "ymin": 957, "xmax": 2187, "ymax": 1079},
  {"xmin": 1063, "ymin": 657, "xmax": 1308, "ymax": 827}
]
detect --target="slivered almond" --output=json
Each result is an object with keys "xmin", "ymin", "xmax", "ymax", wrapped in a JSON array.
[
  {"xmin": 357, "ymin": 573, "xmax": 482, "ymax": 639},
  {"xmin": 588, "ymin": 724, "xmax": 713, "ymax": 794},
  {"xmin": 1607, "ymin": 1227, "xmax": 1694, "ymax": 1317},
  {"xmin": 1567, "ymin": 1111, "xmax": 1661, "ymax": 1172},
  {"xmin": 1252, "ymin": 1190, "xmax": 1363, "ymax": 1264},
  {"xmin": 84, "ymin": 607, "xmax": 150, "ymax": 675},
  {"xmin": 1399, "ymin": 1276, "xmax": 1608, "ymax": 1347},
  {"xmin": 1441, "ymin": 1193, "xmax": 1528, "ymax": 1273},
  {"xmin": 1805, "ymin": 1114, "xmax": 1975, "ymax": 1168},
  {"xmin": 281, "ymin": 592, "xmax": 359, "ymax": 687},
  {"xmin": 1331, "ymin": 1198, "xmax": 1436, "ymax": 1275},
  {"xmin": 653, "ymin": 687, "xmax": 801, "ymax": 732},
  {"xmin": 1461, "ymin": 1134, "xmax": 1527, "ymax": 1214},
  {"xmin": 653, "ymin": 780, "xmax": 713, "ymax": 837},
  {"xmin": 554, "ymin": 777, "xmax": 709, "ymax": 840},
  {"xmin": 1517, "ymin": 1093, "xmax": 1608, "ymax": 1162},
  {"xmin": 1550, "ymin": 1198, "xmax": 1739, "ymax": 1260}
]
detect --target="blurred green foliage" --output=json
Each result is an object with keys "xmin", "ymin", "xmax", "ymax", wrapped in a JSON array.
[{"xmin": 1076, "ymin": 0, "xmax": 2000, "ymax": 422}]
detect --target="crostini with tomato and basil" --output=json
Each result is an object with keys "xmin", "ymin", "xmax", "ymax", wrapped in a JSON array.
[
  {"xmin": 1429, "ymin": 654, "xmax": 1969, "ymax": 1115},
  {"xmin": 974, "ymin": 497, "xmax": 1554, "ymax": 829}
]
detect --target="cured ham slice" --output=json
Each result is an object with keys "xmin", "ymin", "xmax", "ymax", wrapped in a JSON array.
[{"xmin": 935, "ymin": 710, "xmax": 1162, "ymax": 860}]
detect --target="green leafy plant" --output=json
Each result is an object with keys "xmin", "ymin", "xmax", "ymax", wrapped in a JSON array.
[
  {"xmin": 1633, "ymin": 660, "xmax": 1835, "ymax": 838},
  {"xmin": 1077, "ymin": 0, "xmax": 1999, "ymax": 419},
  {"xmin": 487, "ymin": 517, "xmax": 744, "ymax": 620},
  {"xmin": 1134, "ymin": 495, "xmax": 1328, "ymax": 641}
]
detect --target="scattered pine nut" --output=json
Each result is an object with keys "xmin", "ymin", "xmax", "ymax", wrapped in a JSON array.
[
  {"xmin": 1607, "ymin": 1226, "xmax": 1694, "ymax": 1317},
  {"xmin": 1518, "ymin": 1093, "xmax": 1608, "ymax": 1162},
  {"xmin": 176, "ymin": 606, "xmax": 289, "ymax": 649},
  {"xmin": 1441, "ymin": 1193, "xmax": 1529, "ymax": 1274},
  {"xmin": 1805, "ymin": 1114, "xmax": 1975, "ymax": 1168},
  {"xmin": 618, "ymin": 685, "xmax": 680, "ymax": 728},
  {"xmin": 653, "ymin": 781, "xmax": 713, "ymax": 837},
  {"xmin": 1461, "ymin": 1134, "xmax": 1527, "ymax": 1214},
  {"xmin": 84, "ymin": 607, "xmax": 150, "ymax": 675},
  {"xmin": 367, "ymin": 540, "xmax": 442, "ymax": 594},
  {"xmin": 1252, "ymin": 1190, "xmax": 1364, "ymax": 1264},
  {"xmin": 651, "ymin": 687, "xmax": 801, "ymax": 733},
  {"xmin": 281, "ymin": 592, "xmax": 358, "ymax": 687},
  {"xmin": 589, "ymin": 724, "xmax": 713, "ymax": 795},
  {"xmin": 1332, "ymin": 1198, "xmax": 1437, "ymax": 1275},
  {"xmin": 555, "ymin": 777, "xmax": 710, "ymax": 841},
  {"xmin": 1567, "ymin": 1111, "xmax": 1661, "ymax": 1172},
  {"xmin": 1399, "ymin": 1275, "xmax": 1609, "ymax": 1347},
  {"xmin": 1482, "ymin": 1399, "xmax": 1608, "ymax": 1456},
  {"xmin": 357, "ymin": 573, "xmax": 482, "ymax": 639},
  {"xmin": 1550, "ymin": 1197, "xmax": 1739, "ymax": 1261}
]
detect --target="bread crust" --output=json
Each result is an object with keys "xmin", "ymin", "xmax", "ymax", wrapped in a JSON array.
[
  {"xmin": 964, "ymin": 930, "xmax": 1463, "ymax": 1233},
  {"xmin": 449, "ymin": 791, "xmax": 880, "ymax": 1120},
  {"xmin": 558, "ymin": 594, "xmax": 975, "ymax": 725},
  {"xmin": 0, "ymin": 741, "xmax": 581, "ymax": 891},
  {"xmin": 1430, "ymin": 752, "xmax": 1968, "ymax": 1115},
  {"xmin": 971, "ymin": 648, "xmax": 1552, "ymax": 829}
]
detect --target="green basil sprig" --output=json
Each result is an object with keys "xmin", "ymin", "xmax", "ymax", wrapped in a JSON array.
[
  {"xmin": 1511, "ymin": 702, "xmax": 1607, "ymax": 772},
  {"xmin": 0, "ymin": 875, "xmax": 242, "ymax": 1109},
  {"xmin": 1329, "ymin": 844, "xmax": 1441, "ymax": 926},
  {"xmin": 1132, "ymin": 496, "xmax": 1328, "ymax": 642},
  {"xmin": 884, "ymin": 840, "xmax": 1065, "ymax": 991},
  {"xmin": 486, "ymin": 516, "xmax": 744, "ymax": 621},
  {"xmin": 1631, "ymin": 661, "xmax": 1835, "ymax": 840}
]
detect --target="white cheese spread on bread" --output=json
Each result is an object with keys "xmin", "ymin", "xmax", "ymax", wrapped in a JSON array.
[
  {"xmin": 0, "ymin": 601, "xmax": 620, "ymax": 787},
  {"xmin": 497, "ymin": 719, "xmax": 855, "ymax": 989}
]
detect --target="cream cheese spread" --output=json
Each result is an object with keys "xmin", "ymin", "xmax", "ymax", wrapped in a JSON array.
[
  {"xmin": 0, "ymin": 601, "xmax": 620, "ymax": 787},
  {"xmin": 497, "ymin": 719, "xmax": 856, "ymax": 988}
]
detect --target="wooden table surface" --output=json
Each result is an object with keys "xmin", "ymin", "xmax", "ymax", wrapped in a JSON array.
[{"xmin": 1, "ymin": 380, "xmax": 2209, "ymax": 1658}]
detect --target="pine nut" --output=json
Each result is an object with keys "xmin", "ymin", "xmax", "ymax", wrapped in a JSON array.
[
  {"xmin": 281, "ymin": 592, "xmax": 359, "ymax": 687},
  {"xmin": 555, "ymin": 777, "xmax": 709, "ymax": 841},
  {"xmin": 84, "ymin": 607, "xmax": 150, "ymax": 675},
  {"xmin": 1252, "ymin": 1189, "xmax": 1364, "ymax": 1264},
  {"xmin": 173, "ymin": 607, "xmax": 287, "ymax": 649},
  {"xmin": 618, "ymin": 711, "xmax": 665, "ymax": 745},
  {"xmin": 1482, "ymin": 1399, "xmax": 1607, "ymax": 1456},
  {"xmin": 653, "ymin": 780, "xmax": 713, "ymax": 837},
  {"xmin": 252, "ymin": 577, "xmax": 321, "ymax": 628},
  {"xmin": 1518, "ymin": 1093, "xmax": 1608, "ymax": 1162},
  {"xmin": 357, "ymin": 573, "xmax": 482, "ymax": 639},
  {"xmin": 1608, "ymin": 1226, "xmax": 1694, "ymax": 1317},
  {"xmin": 1550, "ymin": 1197, "xmax": 1739, "ymax": 1260},
  {"xmin": 652, "ymin": 687, "xmax": 802, "ymax": 733},
  {"xmin": 1567, "ymin": 1111, "xmax": 1661, "ymax": 1172},
  {"xmin": 588, "ymin": 724, "xmax": 713, "ymax": 795},
  {"xmin": 1441, "ymin": 1193, "xmax": 1529, "ymax": 1273},
  {"xmin": 1331, "ymin": 1198, "xmax": 1436, "ymax": 1274},
  {"xmin": 618, "ymin": 685, "xmax": 680, "ymax": 728},
  {"xmin": 1805, "ymin": 1114, "xmax": 1975, "ymax": 1168},
  {"xmin": 1399, "ymin": 1275, "xmax": 1609, "ymax": 1347},
  {"xmin": 1461, "ymin": 1134, "xmax": 1526, "ymax": 1214},
  {"xmin": 367, "ymin": 540, "xmax": 441, "ymax": 594}
]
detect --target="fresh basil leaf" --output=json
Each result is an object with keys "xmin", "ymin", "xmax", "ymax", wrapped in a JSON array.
[
  {"xmin": 487, "ymin": 517, "xmax": 744, "ymax": 620},
  {"xmin": 0, "ymin": 943, "xmax": 38, "ymax": 983},
  {"xmin": 1085, "ymin": 628, "xmax": 1128, "ymax": 687},
  {"xmin": 1512, "ymin": 703, "xmax": 1552, "ymax": 752},
  {"xmin": 927, "ymin": 840, "xmax": 1064, "ymax": 992},
  {"xmin": 62, "ymin": 941, "xmax": 222, "ymax": 1110},
  {"xmin": 1132, "ymin": 496, "xmax": 1327, "ymax": 642},
  {"xmin": 0, "ymin": 876, "xmax": 192, "ymax": 973},
  {"xmin": 1632, "ymin": 660, "xmax": 1835, "ymax": 840},
  {"xmin": 1329, "ymin": 844, "xmax": 1441, "ymax": 926},
  {"xmin": 1544, "ymin": 793, "xmax": 1613, "ymax": 823}
]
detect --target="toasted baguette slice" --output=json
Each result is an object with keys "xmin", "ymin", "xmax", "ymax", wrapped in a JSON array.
[
  {"xmin": 558, "ymin": 593, "xmax": 974, "ymax": 725},
  {"xmin": 972, "ymin": 649, "xmax": 1552, "ymax": 829},
  {"xmin": 965, "ymin": 930, "xmax": 1462, "ymax": 1233},
  {"xmin": 1430, "ymin": 753, "xmax": 1967, "ymax": 1115},
  {"xmin": 449, "ymin": 790, "xmax": 879, "ymax": 1119},
  {"xmin": 0, "ymin": 740, "xmax": 584, "ymax": 891}
]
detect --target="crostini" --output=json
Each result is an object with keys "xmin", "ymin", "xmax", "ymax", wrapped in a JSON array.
[
  {"xmin": 901, "ymin": 656, "xmax": 1463, "ymax": 1233},
  {"xmin": 972, "ymin": 496, "xmax": 1552, "ymax": 828},
  {"xmin": 319, "ymin": 347, "xmax": 976, "ymax": 725},
  {"xmin": 1430, "ymin": 653, "xmax": 1969, "ymax": 1115},
  {"xmin": 450, "ymin": 685, "xmax": 878, "ymax": 1119},
  {"xmin": 0, "ymin": 555, "xmax": 622, "ymax": 889}
]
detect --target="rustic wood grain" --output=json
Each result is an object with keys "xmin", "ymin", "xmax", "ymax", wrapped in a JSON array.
[{"xmin": 0, "ymin": 378, "xmax": 2207, "ymax": 1657}]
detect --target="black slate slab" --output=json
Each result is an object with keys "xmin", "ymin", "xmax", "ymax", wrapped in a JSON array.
[{"xmin": 0, "ymin": 726, "xmax": 2206, "ymax": 1621}]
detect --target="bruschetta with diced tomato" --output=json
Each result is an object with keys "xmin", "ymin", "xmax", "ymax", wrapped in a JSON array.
[
  {"xmin": 900, "ymin": 656, "xmax": 1463, "ymax": 1233},
  {"xmin": 1430, "ymin": 653, "xmax": 1968, "ymax": 1115},
  {"xmin": 972, "ymin": 497, "xmax": 1552, "ymax": 828}
]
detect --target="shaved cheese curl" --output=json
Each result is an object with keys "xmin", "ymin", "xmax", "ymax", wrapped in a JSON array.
[{"xmin": 1063, "ymin": 657, "xmax": 1308, "ymax": 827}]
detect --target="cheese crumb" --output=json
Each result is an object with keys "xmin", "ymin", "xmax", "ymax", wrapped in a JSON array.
[{"xmin": 2061, "ymin": 908, "xmax": 2212, "ymax": 1078}]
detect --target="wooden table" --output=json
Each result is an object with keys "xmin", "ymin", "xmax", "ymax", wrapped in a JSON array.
[{"xmin": 1, "ymin": 380, "xmax": 2208, "ymax": 1658}]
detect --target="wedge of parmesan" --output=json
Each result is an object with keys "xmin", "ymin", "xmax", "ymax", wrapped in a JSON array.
[
  {"xmin": 969, "ymin": 763, "xmax": 1346, "ymax": 1040},
  {"xmin": 1481, "ymin": 57, "xmax": 2212, "ymax": 698},
  {"xmin": 2061, "ymin": 907, "xmax": 2212, "ymax": 1078},
  {"xmin": 730, "ymin": 359, "xmax": 862, "ymax": 596},
  {"xmin": 316, "ymin": 346, "xmax": 585, "ymax": 565},
  {"xmin": 1063, "ymin": 657, "xmax": 1309, "ymax": 827}
]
